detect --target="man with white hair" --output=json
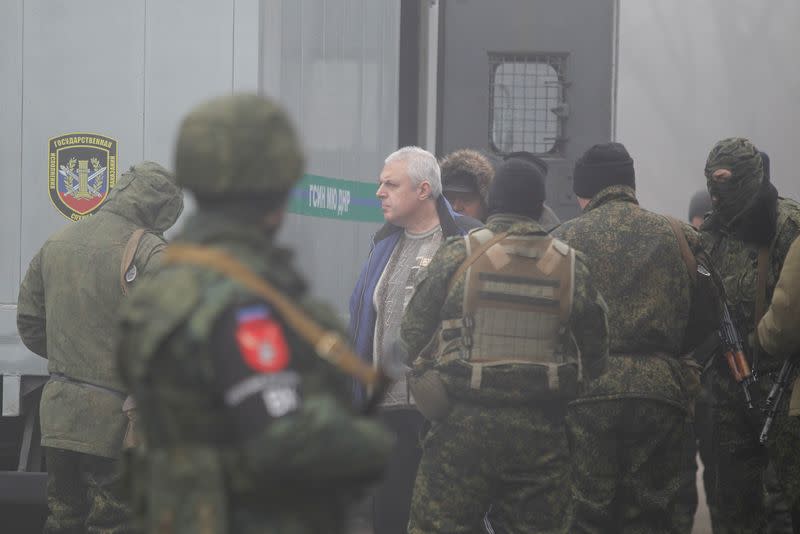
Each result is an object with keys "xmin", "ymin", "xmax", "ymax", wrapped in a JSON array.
[{"xmin": 349, "ymin": 146, "xmax": 481, "ymax": 533}]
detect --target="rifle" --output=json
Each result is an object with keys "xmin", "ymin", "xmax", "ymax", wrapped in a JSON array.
[
  {"xmin": 719, "ymin": 299, "xmax": 757, "ymax": 409},
  {"xmin": 700, "ymin": 264, "xmax": 757, "ymax": 409},
  {"xmin": 759, "ymin": 357, "xmax": 798, "ymax": 445}
]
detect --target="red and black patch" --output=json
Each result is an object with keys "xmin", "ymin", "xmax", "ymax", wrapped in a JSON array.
[
  {"xmin": 48, "ymin": 132, "xmax": 117, "ymax": 221},
  {"xmin": 234, "ymin": 305, "xmax": 290, "ymax": 373}
]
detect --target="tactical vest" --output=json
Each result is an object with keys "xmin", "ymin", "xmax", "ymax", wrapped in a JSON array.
[{"xmin": 435, "ymin": 228, "xmax": 578, "ymax": 396}]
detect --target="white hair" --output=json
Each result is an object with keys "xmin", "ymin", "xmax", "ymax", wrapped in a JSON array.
[{"xmin": 385, "ymin": 146, "xmax": 442, "ymax": 198}]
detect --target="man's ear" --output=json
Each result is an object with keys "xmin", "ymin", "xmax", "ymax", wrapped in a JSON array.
[{"xmin": 418, "ymin": 181, "xmax": 433, "ymax": 200}]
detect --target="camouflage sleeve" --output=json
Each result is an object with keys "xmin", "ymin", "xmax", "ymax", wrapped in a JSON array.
[
  {"xmin": 568, "ymin": 251, "xmax": 608, "ymax": 381},
  {"xmin": 400, "ymin": 236, "xmax": 467, "ymax": 361},
  {"xmin": 17, "ymin": 249, "xmax": 47, "ymax": 357}
]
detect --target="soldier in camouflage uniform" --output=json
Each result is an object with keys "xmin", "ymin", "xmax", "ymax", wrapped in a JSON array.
[
  {"xmin": 552, "ymin": 142, "xmax": 718, "ymax": 534},
  {"xmin": 17, "ymin": 162, "xmax": 184, "ymax": 533},
  {"xmin": 402, "ymin": 157, "xmax": 609, "ymax": 533},
  {"xmin": 115, "ymin": 94, "xmax": 393, "ymax": 533},
  {"xmin": 699, "ymin": 137, "xmax": 800, "ymax": 533}
]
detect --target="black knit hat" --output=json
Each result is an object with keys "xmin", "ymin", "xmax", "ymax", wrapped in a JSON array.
[
  {"xmin": 573, "ymin": 142, "xmax": 635, "ymax": 198},
  {"xmin": 504, "ymin": 151, "xmax": 548, "ymax": 176},
  {"xmin": 487, "ymin": 158, "xmax": 545, "ymax": 220}
]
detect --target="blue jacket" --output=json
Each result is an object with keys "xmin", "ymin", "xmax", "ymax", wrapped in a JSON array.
[{"xmin": 348, "ymin": 196, "xmax": 481, "ymax": 402}]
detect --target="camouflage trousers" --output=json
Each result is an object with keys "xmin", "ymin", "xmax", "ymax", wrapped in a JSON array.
[
  {"xmin": 408, "ymin": 400, "xmax": 570, "ymax": 534},
  {"xmin": 44, "ymin": 447, "xmax": 136, "ymax": 534},
  {"xmin": 707, "ymin": 367, "xmax": 800, "ymax": 534},
  {"xmin": 566, "ymin": 397, "xmax": 697, "ymax": 534}
]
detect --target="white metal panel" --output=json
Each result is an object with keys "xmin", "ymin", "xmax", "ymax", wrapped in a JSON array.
[
  {"xmin": 143, "ymin": 0, "xmax": 235, "ymax": 169},
  {"xmin": 144, "ymin": 0, "xmax": 260, "ymax": 237},
  {"xmin": 0, "ymin": 0, "xmax": 23, "ymax": 308},
  {"xmin": 260, "ymin": 0, "xmax": 283, "ymax": 96},
  {"xmin": 233, "ymin": 0, "xmax": 260, "ymax": 92},
  {"xmin": 9, "ymin": 0, "xmax": 147, "ymax": 377},
  {"xmin": 20, "ymin": 0, "xmax": 146, "ymax": 271}
]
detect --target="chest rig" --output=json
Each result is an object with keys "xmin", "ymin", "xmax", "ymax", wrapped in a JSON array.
[{"xmin": 436, "ymin": 228, "xmax": 577, "ymax": 390}]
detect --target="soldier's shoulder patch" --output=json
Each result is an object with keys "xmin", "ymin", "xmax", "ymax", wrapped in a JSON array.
[
  {"xmin": 48, "ymin": 132, "xmax": 117, "ymax": 221},
  {"xmin": 234, "ymin": 304, "xmax": 291, "ymax": 373}
]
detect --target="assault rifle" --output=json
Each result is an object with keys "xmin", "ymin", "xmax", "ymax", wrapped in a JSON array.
[
  {"xmin": 719, "ymin": 299, "xmax": 757, "ymax": 409},
  {"xmin": 759, "ymin": 357, "xmax": 798, "ymax": 445},
  {"xmin": 700, "ymin": 264, "xmax": 758, "ymax": 409}
]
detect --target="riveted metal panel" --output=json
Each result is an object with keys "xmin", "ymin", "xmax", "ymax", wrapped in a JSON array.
[{"xmin": 438, "ymin": 0, "xmax": 617, "ymax": 220}]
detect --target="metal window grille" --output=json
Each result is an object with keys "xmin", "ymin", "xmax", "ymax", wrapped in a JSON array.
[{"xmin": 489, "ymin": 53, "xmax": 567, "ymax": 155}]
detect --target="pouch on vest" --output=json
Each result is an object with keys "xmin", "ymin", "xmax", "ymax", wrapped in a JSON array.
[
  {"xmin": 408, "ymin": 369, "xmax": 451, "ymax": 421},
  {"xmin": 145, "ymin": 446, "xmax": 228, "ymax": 534},
  {"xmin": 436, "ymin": 228, "xmax": 578, "ymax": 400}
]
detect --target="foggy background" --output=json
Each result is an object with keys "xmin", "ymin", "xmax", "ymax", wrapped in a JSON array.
[{"xmin": 617, "ymin": 0, "xmax": 800, "ymax": 220}]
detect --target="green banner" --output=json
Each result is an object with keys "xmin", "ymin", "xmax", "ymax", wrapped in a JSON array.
[{"xmin": 288, "ymin": 173, "xmax": 383, "ymax": 222}]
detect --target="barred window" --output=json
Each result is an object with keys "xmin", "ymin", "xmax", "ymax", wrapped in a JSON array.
[{"xmin": 489, "ymin": 54, "xmax": 568, "ymax": 155}]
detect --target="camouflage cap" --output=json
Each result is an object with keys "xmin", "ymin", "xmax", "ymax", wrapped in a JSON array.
[{"xmin": 174, "ymin": 93, "xmax": 304, "ymax": 196}]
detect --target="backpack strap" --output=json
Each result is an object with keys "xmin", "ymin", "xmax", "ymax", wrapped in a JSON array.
[
  {"xmin": 164, "ymin": 244, "xmax": 380, "ymax": 387},
  {"xmin": 664, "ymin": 216, "xmax": 697, "ymax": 283},
  {"xmin": 120, "ymin": 229, "xmax": 147, "ymax": 296},
  {"xmin": 755, "ymin": 246, "xmax": 770, "ymax": 324}
]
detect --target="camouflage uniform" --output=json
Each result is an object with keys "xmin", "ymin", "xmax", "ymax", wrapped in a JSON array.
[
  {"xmin": 17, "ymin": 162, "xmax": 183, "ymax": 534},
  {"xmin": 116, "ymin": 94, "xmax": 393, "ymax": 534},
  {"xmin": 553, "ymin": 185, "xmax": 714, "ymax": 534},
  {"xmin": 402, "ymin": 213, "xmax": 608, "ymax": 534},
  {"xmin": 700, "ymin": 138, "xmax": 800, "ymax": 533}
]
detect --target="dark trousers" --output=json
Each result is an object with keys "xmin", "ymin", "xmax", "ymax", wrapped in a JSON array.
[
  {"xmin": 373, "ymin": 407, "xmax": 425, "ymax": 534},
  {"xmin": 44, "ymin": 447, "xmax": 135, "ymax": 534}
]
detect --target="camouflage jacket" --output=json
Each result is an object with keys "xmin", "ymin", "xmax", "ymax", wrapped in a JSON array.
[
  {"xmin": 702, "ymin": 197, "xmax": 800, "ymax": 374},
  {"xmin": 16, "ymin": 163, "xmax": 182, "ymax": 458},
  {"xmin": 401, "ymin": 213, "xmax": 608, "ymax": 403},
  {"xmin": 553, "ymin": 185, "xmax": 713, "ymax": 408},
  {"xmin": 116, "ymin": 210, "xmax": 392, "ymax": 534}
]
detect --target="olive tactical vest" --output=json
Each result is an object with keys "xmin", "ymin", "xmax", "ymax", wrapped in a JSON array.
[{"xmin": 436, "ymin": 228, "xmax": 577, "ymax": 392}]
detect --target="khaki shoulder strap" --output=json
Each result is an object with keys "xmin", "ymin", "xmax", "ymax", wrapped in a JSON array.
[
  {"xmin": 446, "ymin": 231, "xmax": 510, "ymax": 294},
  {"xmin": 665, "ymin": 216, "xmax": 697, "ymax": 283},
  {"xmin": 755, "ymin": 246, "xmax": 770, "ymax": 324},
  {"xmin": 164, "ymin": 244, "xmax": 379, "ymax": 387},
  {"xmin": 120, "ymin": 229, "xmax": 147, "ymax": 296}
]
